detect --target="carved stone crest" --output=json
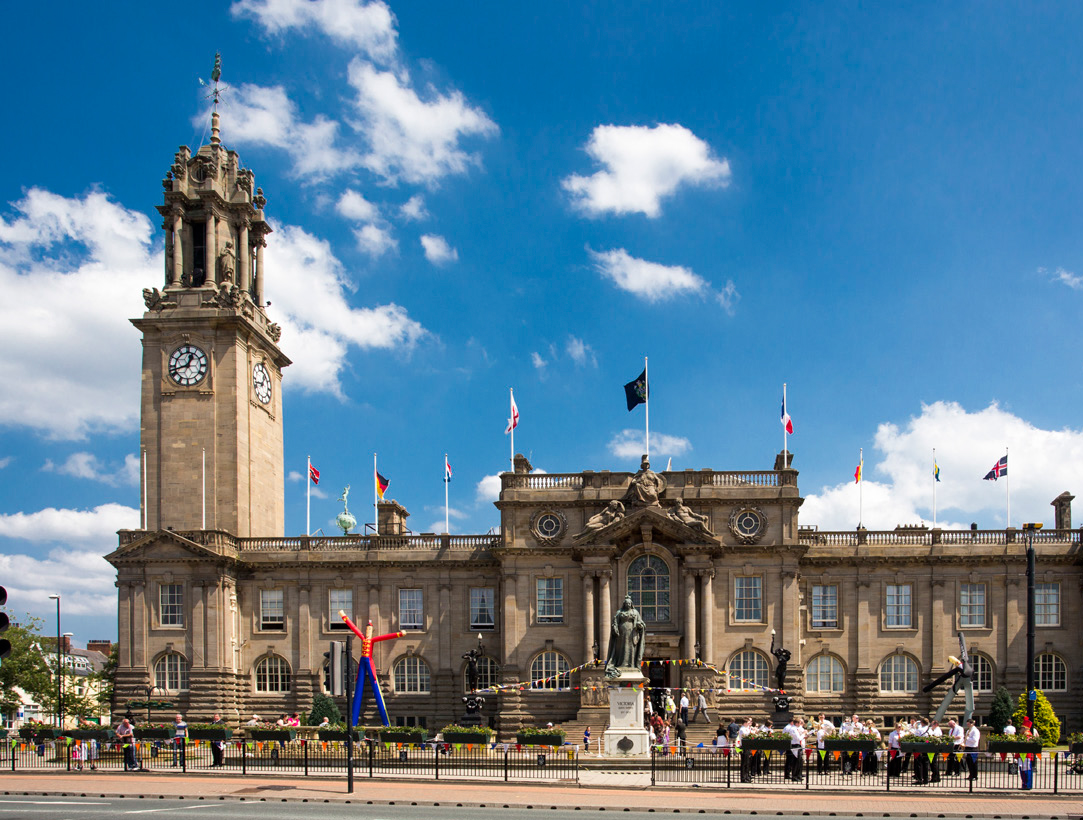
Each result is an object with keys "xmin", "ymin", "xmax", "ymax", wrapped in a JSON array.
[
  {"xmin": 530, "ymin": 509, "xmax": 568, "ymax": 545},
  {"xmin": 729, "ymin": 507, "xmax": 768, "ymax": 544}
]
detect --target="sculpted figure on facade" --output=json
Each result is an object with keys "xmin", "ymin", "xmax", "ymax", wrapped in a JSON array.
[
  {"xmin": 668, "ymin": 499, "xmax": 711, "ymax": 534},
  {"xmin": 605, "ymin": 595, "xmax": 646, "ymax": 677},
  {"xmin": 622, "ymin": 455, "xmax": 667, "ymax": 508},
  {"xmin": 577, "ymin": 500, "xmax": 624, "ymax": 537}
]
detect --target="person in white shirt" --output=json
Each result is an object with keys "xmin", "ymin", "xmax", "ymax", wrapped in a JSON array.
[
  {"xmin": 783, "ymin": 718, "xmax": 806, "ymax": 781},
  {"xmin": 679, "ymin": 692, "xmax": 690, "ymax": 724},
  {"xmin": 887, "ymin": 721, "xmax": 905, "ymax": 778},
  {"xmin": 861, "ymin": 720, "xmax": 881, "ymax": 776},
  {"xmin": 963, "ymin": 719, "xmax": 980, "ymax": 780},
  {"xmin": 843, "ymin": 714, "xmax": 862, "ymax": 773},
  {"xmin": 1003, "ymin": 720, "xmax": 1016, "ymax": 736},
  {"xmin": 946, "ymin": 719, "xmax": 964, "ymax": 776},
  {"xmin": 737, "ymin": 718, "xmax": 754, "ymax": 783},
  {"xmin": 815, "ymin": 719, "xmax": 831, "ymax": 773}
]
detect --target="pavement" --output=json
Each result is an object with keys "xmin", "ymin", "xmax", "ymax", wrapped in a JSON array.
[{"xmin": 1, "ymin": 770, "xmax": 1081, "ymax": 818}]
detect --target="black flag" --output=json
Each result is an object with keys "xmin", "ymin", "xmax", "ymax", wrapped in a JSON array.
[{"xmin": 624, "ymin": 369, "xmax": 648, "ymax": 411}]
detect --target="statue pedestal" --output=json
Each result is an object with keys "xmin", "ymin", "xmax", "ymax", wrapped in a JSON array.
[{"xmin": 603, "ymin": 669, "xmax": 650, "ymax": 755}]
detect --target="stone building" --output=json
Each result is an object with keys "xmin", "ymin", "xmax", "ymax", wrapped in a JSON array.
[{"xmin": 108, "ymin": 121, "xmax": 1083, "ymax": 735}]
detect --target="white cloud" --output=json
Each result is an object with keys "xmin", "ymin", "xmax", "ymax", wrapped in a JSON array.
[
  {"xmin": 531, "ymin": 352, "xmax": 547, "ymax": 371},
  {"xmin": 336, "ymin": 189, "xmax": 379, "ymax": 222},
  {"xmin": 400, "ymin": 194, "xmax": 429, "ymax": 221},
  {"xmin": 0, "ymin": 457, "xmax": 12, "ymax": 469},
  {"xmin": 264, "ymin": 223, "xmax": 426, "ymax": 395},
  {"xmin": 476, "ymin": 474, "xmax": 502, "ymax": 504},
  {"xmin": 608, "ymin": 430, "xmax": 691, "ymax": 460},
  {"xmin": 801, "ymin": 401, "xmax": 1083, "ymax": 530},
  {"xmin": 565, "ymin": 335, "xmax": 597, "ymax": 367},
  {"xmin": 221, "ymin": 84, "xmax": 362, "ymax": 180},
  {"xmin": 716, "ymin": 280, "xmax": 740, "ymax": 315},
  {"xmin": 232, "ymin": 0, "xmax": 399, "ymax": 64},
  {"xmin": 563, "ymin": 124, "xmax": 731, "ymax": 218},
  {"xmin": 0, "ymin": 503, "xmax": 138, "ymax": 548},
  {"xmin": 347, "ymin": 60, "xmax": 499, "ymax": 185},
  {"xmin": 425, "ymin": 505, "xmax": 468, "ymax": 534},
  {"xmin": 42, "ymin": 452, "xmax": 139, "ymax": 487},
  {"xmin": 588, "ymin": 247, "xmax": 708, "ymax": 303},
  {"xmin": 286, "ymin": 470, "xmax": 326, "ymax": 498},
  {"xmin": 1043, "ymin": 266, "xmax": 1083, "ymax": 290},
  {"xmin": 420, "ymin": 234, "xmax": 458, "ymax": 265},
  {"xmin": 354, "ymin": 223, "xmax": 398, "ymax": 256},
  {"xmin": 0, "ymin": 188, "xmax": 154, "ymax": 439}
]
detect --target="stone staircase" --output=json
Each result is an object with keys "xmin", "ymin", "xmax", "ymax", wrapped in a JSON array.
[{"xmin": 555, "ymin": 715, "xmax": 723, "ymax": 755}]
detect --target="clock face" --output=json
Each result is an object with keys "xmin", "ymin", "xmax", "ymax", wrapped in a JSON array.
[
  {"xmin": 253, "ymin": 363, "xmax": 272, "ymax": 404},
  {"xmin": 168, "ymin": 345, "xmax": 208, "ymax": 386}
]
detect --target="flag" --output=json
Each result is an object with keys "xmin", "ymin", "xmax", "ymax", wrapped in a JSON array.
[
  {"xmin": 308, "ymin": 464, "xmax": 320, "ymax": 485},
  {"xmin": 983, "ymin": 455, "xmax": 1007, "ymax": 481},
  {"xmin": 376, "ymin": 472, "xmax": 389, "ymax": 499},
  {"xmin": 505, "ymin": 394, "xmax": 519, "ymax": 434},
  {"xmin": 624, "ymin": 369, "xmax": 648, "ymax": 411},
  {"xmin": 934, "ymin": 460, "xmax": 940, "ymax": 482},
  {"xmin": 780, "ymin": 393, "xmax": 793, "ymax": 435},
  {"xmin": 444, "ymin": 457, "xmax": 453, "ymax": 483},
  {"xmin": 854, "ymin": 461, "xmax": 862, "ymax": 483}
]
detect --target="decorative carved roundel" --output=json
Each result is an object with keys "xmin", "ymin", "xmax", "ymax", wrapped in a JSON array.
[
  {"xmin": 729, "ymin": 507, "xmax": 767, "ymax": 544},
  {"xmin": 530, "ymin": 510, "xmax": 567, "ymax": 545}
]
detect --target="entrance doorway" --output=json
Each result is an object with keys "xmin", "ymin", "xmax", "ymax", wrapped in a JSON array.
[{"xmin": 645, "ymin": 659, "xmax": 667, "ymax": 713}]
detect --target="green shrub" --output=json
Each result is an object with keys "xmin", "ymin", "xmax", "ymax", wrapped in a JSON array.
[
  {"xmin": 987, "ymin": 686, "xmax": 1014, "ymax": 734},
  {"xmin": 308, "ymin": 693, "xmax": 342, "ymax": 726},
  {"xmin": 1012, "ymin": 690, "xmax": 1061, "ymax": 747}
]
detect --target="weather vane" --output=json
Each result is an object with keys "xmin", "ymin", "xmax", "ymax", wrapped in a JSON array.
[{"xmin": 198, "ymin": 52, "xmax": 227, "ymax": 112}]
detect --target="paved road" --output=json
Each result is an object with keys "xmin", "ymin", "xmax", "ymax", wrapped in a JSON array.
[{"xmin": 0, "ymin": 772, "xmax": 1080, "ymax": 819}]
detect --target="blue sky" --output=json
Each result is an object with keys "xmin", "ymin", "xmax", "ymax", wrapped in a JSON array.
[{"xmin": 2, "ymin": 1, "xmax": 1082, "ymax": 642}]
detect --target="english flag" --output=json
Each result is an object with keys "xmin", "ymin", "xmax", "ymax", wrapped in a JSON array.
[{"xmin": 505, "ymin": 393, "xmax": 519, "ymax": 434}]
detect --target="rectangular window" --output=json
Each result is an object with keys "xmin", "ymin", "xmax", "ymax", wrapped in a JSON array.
[
  {"xmin": 885, "ymin": 583, "xmax": 912, "ymax": 628},
  {"xmin": 959, "ymin": 583, "xmax": 986, "ymax": 628},
  {"xmin": 260, "ymin": 589, "xmax": 284, "ymax": 631},
  {"xmin": 537, "ymin": 578, "xmax": 564, "ymax": 624},
  {"xmin": 160, "ymin": 584, "xmax": 183, "ymax": 627},
  {"xmin": 329, "ymin": 589, "xmax": 352, "ymax": 630},
  {"xmin": 1035, "ymin": 583, "xmax": 1060, "ymax": 626},
  {"xmin": 811, "ymin": 584, "xmax": 838, "ymax": 629},
  {"xmin": 399, "ymin": 588, "xmax": 423, "ymax": 630},
  {"xmin": 734, "ymin": 576, "xmax": 762, "ymax": 622},
  {"xmin": 470, "ymin": 587, "xmax": 496, "ymax": 630}
]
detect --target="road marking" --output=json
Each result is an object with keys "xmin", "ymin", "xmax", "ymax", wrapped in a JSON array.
[
  {"xmin": 124, "ymin": 806, "xmax": 221, "ymax": 815},
  {"xmin": 0, "ymin": 801, "xmax": 103, "ymax": 805}
]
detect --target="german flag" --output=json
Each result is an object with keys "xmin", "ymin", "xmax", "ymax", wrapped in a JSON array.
[{"xmin": 376, "ymin": 471, "xmax": 390, "ymax": 500}]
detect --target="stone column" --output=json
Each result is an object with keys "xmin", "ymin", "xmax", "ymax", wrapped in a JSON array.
[
  {"xmin": 254, "ymin": 237, "xmax": 265, "ymax": 304},
  {"xmin": 192, "ymin": 581, "xmax": 206, "ymax": 669},
  {"xmin": 598, "ymin": 571, "xmax": 612, "ymax": 663},
  {"xmin": 439, "ymin": 585, "xmax": 451, "ymax": 671},
  {"xmin": 502, "ymin": 573, "xmax": 518, "ymax": 668},
  {"xmin": 205, "ymin": 213, "xmax": 217, "ymax": 286},
  {"xmin": 238, "ymin": 222, "xmax": 250, "ymax": 293},
  {"xmin": 132, "ymin": 582, "xmax": 147, "ymax": 669},
  {"xmin": 298, "ymin": 586, "xmax": 311, "ymax": 672},
  {"xmin": 171, "ymin": 212, "xmax": 183, "ymax": 285},
  {"xmin": 683, "ymin": 569, "xmax": 697, "ymax": 661},
  {"xmin": 118, "ymin": 582, "xmax": 132, "ymax": 668},
  {"xmin": 582, "ymin": 572, "xmax": 595, "ymax": 665},
  {"xmin": 701, "ymin": 570, "xmax": 714, "ymax": 665}
]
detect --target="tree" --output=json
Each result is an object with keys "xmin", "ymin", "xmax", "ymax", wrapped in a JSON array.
[
  {"xmin": 308, "ymin": 693, "xmax": 342, "ymax": 726},
  {"xmin": 1012, "ymin": 690, "xmax": 1061, "ymax": 746},
  {"xmin": 0, "ymin": 616, "xmax": 54, "ymax": 717},
  {"xmin": 987, "ymin": 686, "xmax": 1015, "ymax": 733},
  {"xmin": 93, "ymin": 644, "xmax": 118, "ymax": 714}
]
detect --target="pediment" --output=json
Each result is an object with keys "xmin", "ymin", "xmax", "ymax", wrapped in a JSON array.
[
  {"xmin": 105, "ymin": 529, "xmax": 231, "ymax": 566},
  {"xmin": 573, "ymin": 504, "xmax": 721, "ymax": 552}
]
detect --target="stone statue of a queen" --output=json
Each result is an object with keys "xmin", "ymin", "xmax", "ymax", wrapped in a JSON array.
[{"xmin": 605, "ymin": 595, "xmax": 646, "ymax": 678}]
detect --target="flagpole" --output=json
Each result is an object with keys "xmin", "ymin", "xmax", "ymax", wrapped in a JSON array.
[
  {"xmin": 783, "ymin": 383, "xmax": 788, "ymax": 456},
  {"xmin": 932, "ymin": 448, "xmax": 937, "ymax": 529},
  {"xmin": 444, "ymin": 453, "xmax": 450, "ymax": 534},
  {"xmin": 644, "ymin": 356, "xmax": 650, "ymax": 459},
  {"xmin": 307, "ymin": 455, "xmax": 312, "ymax": 536},
  {"xmin": 858, "ymin": 447, "xmax": 863, "ymax": 528},
  {"xmin": 1005, "ymin": 447, "xmax": 1010, "ymax": 528},
  {"xmin": 509, "ymin": 388, "xmax": 515, "ymax": 471},
  {"xmin": 373, "ymin": 453, "xmax": 378, "ymax": 535}
]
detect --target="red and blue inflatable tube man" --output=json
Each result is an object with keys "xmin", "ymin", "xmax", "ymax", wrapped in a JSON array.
[{"xmin": 339, "ymin": 610, "xmax": 404, "ymax": 727}]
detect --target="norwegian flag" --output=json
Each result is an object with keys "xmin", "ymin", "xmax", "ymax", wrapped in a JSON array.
[
  {"xmin": 444, "ymin": 456, "xmax": 453, "ymax": 483},
  {"xmin": 983, "ymin": 455, "xmax": 1007, "ymax": 481},
  {"xmin": 308, "ymin": 464, "xmax": 320, "ymax": 485}
]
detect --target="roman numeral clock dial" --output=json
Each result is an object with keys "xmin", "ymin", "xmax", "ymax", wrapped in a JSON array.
[{"xmin": 253, "ymin": 362, "xmax": 272, "ymax": 404}]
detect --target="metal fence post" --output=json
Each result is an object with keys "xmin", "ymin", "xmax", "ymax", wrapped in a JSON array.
[
  {"xmin": 303, "ymin": 739, "xmax": 308, "ymax": 777},
  {"xmin": 650, "ymin": 746, "xmax": 654, "ymax": 786},
  {"xmin": 368, "ymin": 738, "xmax": 374, "ymax": 779},
  {"xmin": 434, "ymin": 742, "xmax": 439, "ymax": 781},
  {"xmin": 726, "ymin": 748, "xmax": 731, "ymax": 788},
  {"xmin": 805, "ymin": 750, "xmax": 810, "ymax": 789},
  {"xmin": 504, "ymin": 748, "xmax": 509, "ymax": 782},
  {"xmin": 241, "ymin": 740, "xmax": 246, "ymax": 775},
  {"xmin": 575, "ymin": 749, "xmax": 579, "ymax": 784},
  {"xmin": 1054, "ymin": 751, "xmax": 1059, "ymax": 794},
  {"xmin": 885, "ymin": 752, "xmax": 890, "ymax": 792},
  {"xmin": 181, "ymin": 738, "xmax": 186, "ymax": 773}
]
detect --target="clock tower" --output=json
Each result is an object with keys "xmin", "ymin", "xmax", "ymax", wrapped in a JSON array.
[{"xmin": 134, "ymin": 111, "xmax": 290, "ymax": 536}]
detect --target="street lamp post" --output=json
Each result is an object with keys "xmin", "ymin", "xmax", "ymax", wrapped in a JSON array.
[
  {"xmin": 47, "ymin": 595, "xmax": 61, "ymax": 729},
  {"xmin": 1023, "ymin": 522, "xmax": 1042, "ymax": 723}
]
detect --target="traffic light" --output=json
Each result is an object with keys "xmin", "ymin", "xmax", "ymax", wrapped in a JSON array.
[
  {"xmin": 0, "ymin": 586, "xmax": 10, "ymax": 667},
  {"xmin": 329, "ymin": 641, "xmax": 345, "ymax": 697},
  {"xmin": 322, "ymin": 646, "xmax": 333, "ymax": 691}
]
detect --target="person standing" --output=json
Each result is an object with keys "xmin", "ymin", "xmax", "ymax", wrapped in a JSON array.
[
  {"xmin": 963, "ymin": 719, "xmax": 980, "ymax": 781},
  {"xmin": 692, "ymin": 690, "xmax": 710, "ymax": 723},
  {"xmin": 665, "ymin": 692, "xmax": 676, "ymax": 722},
  {"xmin": 946, "ymin": 719, "xmax": 964, "ymax": 776},
  {"xmin": 1017, "ymin": 722, "xmax": 1034, "ymax": 790},
  {"xmin": 679, "ymin": 691, "xmax": 690, "ymax": 724},
  {"xmin": 927, "ymin": 720, "xmax": 943, "ymax": 783},
  {"xmin": 886, "ymin": 721, "xmax": 905, "ymax": 778},
  {"xmin": 116, "ymin": 718, "xmax": 137, "ymax": 771},
  {"xmin": 738, "ymin": 718, "xmax": 754, "ymax": 783},
  {"xmin": 911, "ymin": 718, "xmax": 930, "ymax": 784},
  {"xmin": 784, "ymin": 717, "xmax": 806, "ymax": 782},
  {"xmin": 171, "ymin": 713, "xmax": 188, "ymax": 768},
  {"xmin": 210, "ymin": 713, "xmax": 226, "ymax": 767},
  {"xmin": 1003, "ymin": 719, "xmax": 1016, "ymax": 737},
  {"xmin": 583, "ymin": 726, "xmax": 591, "ymax": 752}
]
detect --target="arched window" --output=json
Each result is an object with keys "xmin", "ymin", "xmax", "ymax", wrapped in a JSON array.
[
  {"xmin": 727, "ymin": 650, "xmax": 769, "ymax": 690},
  {"xmin": 805, "ymin": 654, "xmax": 845, "ymax": 693},
  {"xmin": 393, "ymin": 656, "xmax": 431, "ymax": 694},
  {"xmin": 627, "ymin": 555, "xmax": 671, "ymax": 623},
  {"xmin": 879, "ymin": 654, "xmax": 918, "ymax": 692},
  {"xmin": 972, "ymin": 653, "xmax": 994, "ymax": 692},
  {"xmin": 255, "ymin": 655, "xmax": 292, "ymax": 693},
  {"xmin": 1034, "ymin": 653, "xmax": 1067, "ymax": 691},
  {"xmin": 154, "ymin": 652, "xmax": 189, "ymax": 692},
  {"xmin": 530, "ymin": 651, "xmax": 571, "ymax": 690},
  {"xmin": 463, "ymin": 656, "xmax": 499, "ymax": 692}
]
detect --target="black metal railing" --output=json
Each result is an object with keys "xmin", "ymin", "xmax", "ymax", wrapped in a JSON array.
[{"xmin": 650, "ymin": 746, "xmax": 1081, "ymax": 793}]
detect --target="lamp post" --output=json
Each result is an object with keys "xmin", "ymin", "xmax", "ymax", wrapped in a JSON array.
[
  {"xmin": 47, "ymin": 595, "xmax": 61, "ymax": 729},
  {"xmin": 1023, "ymin": 522, "xmax": 1042, "ymax": 723},
  {"xmin": 61, "ymin": 632, "xmax": 73, "ymax": 723}
]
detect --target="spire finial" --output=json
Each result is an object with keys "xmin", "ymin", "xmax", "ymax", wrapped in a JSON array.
[{"xmin": 199, "ymin": 53, "xmax": 226, "ymax": 146}]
